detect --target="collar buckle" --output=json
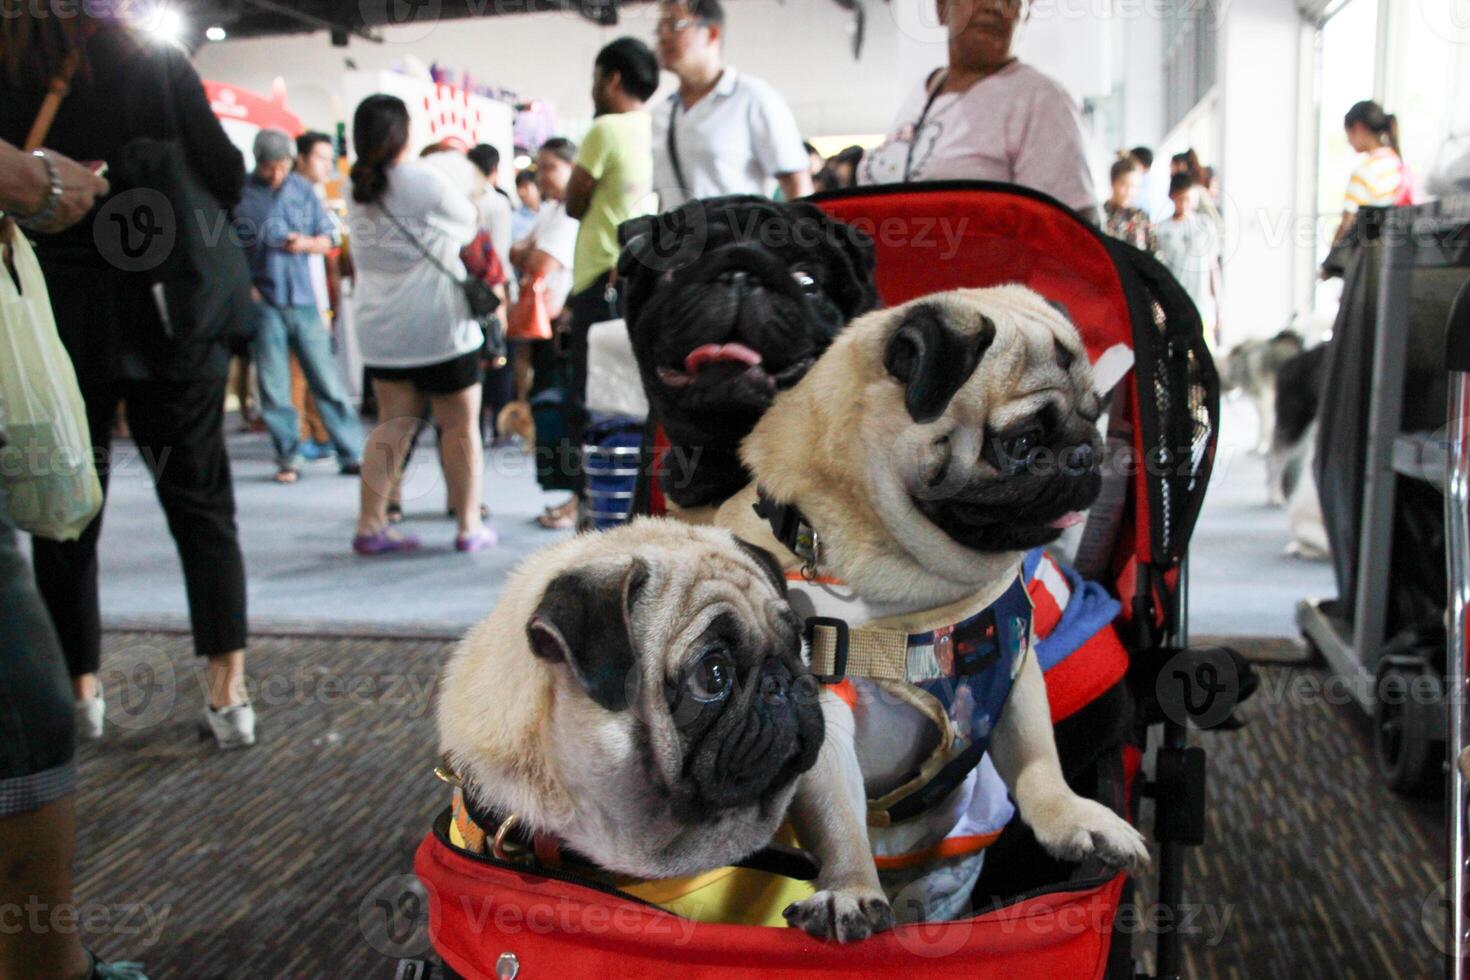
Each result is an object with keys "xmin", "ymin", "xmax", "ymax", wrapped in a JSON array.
[
  {"xmin": 754, "ymin": 488, "xmax": 821, "ymax": 571},
  {"xmin": 804, "ymin": 616, "xmax": 850, "ymax": 683}
]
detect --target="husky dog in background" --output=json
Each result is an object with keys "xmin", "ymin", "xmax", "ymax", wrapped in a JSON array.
[
  {"xmin": 1271, "ymin": 344, "xmax": 1331, "ymax": 558},
  {"xmin": 1219, "ymin": 329, "xmax": 1307, "ymax": 466}
]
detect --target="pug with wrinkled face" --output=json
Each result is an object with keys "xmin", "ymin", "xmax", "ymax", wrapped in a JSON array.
[
  {"xmin": 717, "ymin": 286, "xmax": 1150, "ymax": 912},
  {"xmin": 619, "ymin": 196, "xmax": 879, "ymax": 515},
  {"xmin": 437, "ymin": 518, "xmax": 893, "ymax": 940}
]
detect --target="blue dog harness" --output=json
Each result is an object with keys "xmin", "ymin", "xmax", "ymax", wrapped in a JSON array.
[{"xmin": 795, "ymin": 573, "xmax": 1033, "ymax": 824}]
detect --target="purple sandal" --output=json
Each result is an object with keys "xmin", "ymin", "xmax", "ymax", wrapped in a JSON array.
[
  {"xmin": 455, "ymin": 526, "xmax": 498, "ymax": 553},
  {"xmin": 353, "ymin": 528, "xmax": 421, "ymax": 556}
]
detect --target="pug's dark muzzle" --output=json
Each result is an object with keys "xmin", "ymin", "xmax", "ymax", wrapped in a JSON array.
[
  {"xmin": 638, "ymin": 243, "xmax": 836, "ymax": 411},
  {"xmin": 670, "ymin": 657, "xmax": 824, "ymax": 822},
  {"xmin": 914, "ymin": 422, "xmax": 1105, "ymax": 552}
]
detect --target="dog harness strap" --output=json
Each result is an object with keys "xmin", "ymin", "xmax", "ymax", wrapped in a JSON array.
[
  {"xmin": 808, "ymin": 624, "xmax": 909, "ymax": 681},
  {"xmin": 797, "ymin": 575, "xmax": 1035, "ymax": 823}
]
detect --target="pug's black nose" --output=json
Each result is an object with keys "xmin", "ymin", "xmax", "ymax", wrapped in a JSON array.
[
  {"xmin": 716, "ymin": 270, "xmax": 750, "ymax": 288},
  {"xmin": 1066, "ymin": 444, "xmax": 1094, "ymax": 471},
  {"xmin": 760, "ymin": 671, "xmax": 788, "ymax": 704}
]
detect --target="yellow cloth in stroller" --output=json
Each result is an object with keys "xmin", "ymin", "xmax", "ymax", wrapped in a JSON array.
[{"xmin": 448, "ymin": 789, "xmax": 814, "ymax": 927}]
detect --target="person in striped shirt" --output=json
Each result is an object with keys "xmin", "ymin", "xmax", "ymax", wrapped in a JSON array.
[{"xmin": 1330, "ymin": 100, "xmax": 1409, "ymax": 251}]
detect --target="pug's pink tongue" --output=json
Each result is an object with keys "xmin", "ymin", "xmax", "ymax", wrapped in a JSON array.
[
  {"xmin": 685, "ymin": 343, "xmax": 762, "ymax": 373},
  {"xmin": 1050, "ymin": 511, "xmax": 1086, "ymax": 529}
]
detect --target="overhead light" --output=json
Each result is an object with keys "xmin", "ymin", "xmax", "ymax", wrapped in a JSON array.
[
  {"xmin": 146, "ymin": 7, "xmax": 185, "ymax": 44},
  {"xmin": 513, "ymin": 155, "xmax": 532, "ymax": 171},
  {"xmin": 205, "ymin": 25, "xmax": 227, "ymax": 41}
]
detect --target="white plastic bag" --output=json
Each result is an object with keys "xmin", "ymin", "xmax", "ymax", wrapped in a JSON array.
[
  {"xmin": 0, "ymin": 233, "xmax": 102, "ymax": 541},
  {"xmin": 585, "ymin": 318, "xmax": 649, "ymax": 420}
]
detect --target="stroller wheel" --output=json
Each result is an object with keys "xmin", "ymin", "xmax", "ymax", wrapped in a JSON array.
[{"xmin": 1373, "ymin": 663, "xmax": 1445, "ymax": 796}]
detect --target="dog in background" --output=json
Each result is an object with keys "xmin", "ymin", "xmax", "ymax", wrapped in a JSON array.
[
  {"xmin": 494, "ymin": 400, "xmax": 536, "ymax": 447},
  {"xmin": 619, "ymin": 196, "xmax": 878, "ymax": 521},
  {"xmin": 1270, "ymin": 343, "xmax": 1330, "ymax": 558},
  {"xmin": 1219, "ymin": 328, "xmax": 1306, "ymax": 462}
]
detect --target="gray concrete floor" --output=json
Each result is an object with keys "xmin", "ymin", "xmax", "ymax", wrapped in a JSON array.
[
  {"xmin": 32, "ymin": 397, "xmax": 1331, "ymax": 638},
  {"xmin": 58, "ymin": 419, "xmax": 575, "ymax": 634},
  {"xmin": 1187, "ymin": 397, "xmax": 1337, "ymax": 637}
]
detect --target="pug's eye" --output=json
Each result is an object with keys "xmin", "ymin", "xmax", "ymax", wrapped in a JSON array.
[
  {"xmin": 990, "ymin": 425, "xmax": 1046, "ymax": 476},
  {"xmin": 791, "ymin": 270, "xmax": 818, "ymax": 295},
  {"xmin": 1003, "ymin": 432, "xmax": 1039, "ymax": 459},
  {"xmin": 687, "ymin": 650, "xmax": 734, "ymax": 702}
]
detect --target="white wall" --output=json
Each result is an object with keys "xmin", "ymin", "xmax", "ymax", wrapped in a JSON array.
[{"xmin": 193, "ymin": 0, "xmax": 1120, "ymax": 143}]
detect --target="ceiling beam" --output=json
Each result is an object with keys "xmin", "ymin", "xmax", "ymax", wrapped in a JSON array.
[{"xmin": 238, "ymin": 0, "xmax": 383, "ymax": 42}]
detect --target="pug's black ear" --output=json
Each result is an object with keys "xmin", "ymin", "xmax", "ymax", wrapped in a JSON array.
[
  {"xmin": 734, "ymin": 538, "xmax": 787, "ymax": 597},
  {"xmin": 617, "ymin": 214, "xmax": 657, "ymax": 249},
  {"xmin": 527, "ymin": 558, "xmax": 651, "ymax": 712},
  {"xmin": 884, "ymin": 305, "xmax": 996, "ymax": 423},
  {"xmin": 833, "ymin": 222, "xmax": 879, "ymax": 315}
]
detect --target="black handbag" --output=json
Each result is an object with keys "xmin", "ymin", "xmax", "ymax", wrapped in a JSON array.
[
  {"xmin": 113, "ymin": 136, "xmax": 254, "ymax": 341},
  {"xmin": 105, "ymin": 55, "xmax": 253, "ymax": 343},
  {"xmin": 379, "ymin": 202, "xmax": 505, "ymax": 359}
]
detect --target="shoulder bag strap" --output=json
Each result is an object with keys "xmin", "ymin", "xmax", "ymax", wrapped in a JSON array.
[
  {"xmin": 378, "ymin": 199, "xmax": 462, "ymax": 286},
  {"xmin": 24, "ymin": 50, "xmax": 81, "ymax": 152},
  {"xmin": 4, "ymin": 50, "xmax": 82, "ymax": 257},
  {"xmin": 902, "ymin": 69, "xmax": 948, "ymax": 183},
  {"xmin": 665, "ymin": 93, "xmax": 691, "ymax": 199}
]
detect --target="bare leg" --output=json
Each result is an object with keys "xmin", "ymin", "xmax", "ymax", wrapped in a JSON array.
[
  {"xmin": 0, "ymin": 796, "xmax": 92, "ymax": 980},
  {"xmin": 428, "ymin": 386, "xmax": 484, "ymax": 537},
  {"xmin": 71, "ymin": 673, "xmax": 97, "ymax": 701},
  {"xmin": 357, "ymin": 379, "xmax": 426, "ymax": 536},
  {"xmin": 206, "ymin": 649, "xmax": 247, "ymax": 710},
  {"xmin": 512, "ymin": 344, "xmax": 532, "ymax": 402}
]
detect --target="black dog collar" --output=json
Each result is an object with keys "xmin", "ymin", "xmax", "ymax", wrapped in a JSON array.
[{"xmin": 753, "ymin": 487, "xmax": 821, "ymax": 573}]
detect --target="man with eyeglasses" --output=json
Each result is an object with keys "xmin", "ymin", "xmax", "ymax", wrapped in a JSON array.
[{"xmin": 651, "ymin": 0, "xmax": 812, "ymax": 208}]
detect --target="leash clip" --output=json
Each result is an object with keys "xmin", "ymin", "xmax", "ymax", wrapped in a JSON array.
[{"xmin": 433, "ymin": 756, "xmax": 463, "ymax": 787}]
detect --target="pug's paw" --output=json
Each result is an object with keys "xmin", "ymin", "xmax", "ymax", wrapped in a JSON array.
[
  {"xmin": 1027, "ymin": 794, "xmax": 1151, "ymax": 872},
  {"xmin": 783, "ymin": 888, "xmax": 894, "ymax": 943}
]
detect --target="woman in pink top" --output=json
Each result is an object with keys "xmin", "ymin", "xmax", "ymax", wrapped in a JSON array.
[{"xmin": 859, "ymin": 0, "xmax": 1098, "ymax": 222}]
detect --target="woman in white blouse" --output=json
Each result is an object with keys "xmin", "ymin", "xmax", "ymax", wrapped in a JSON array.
[
  {"xmin": 859, "ymin": 0, "xmax": 1098, "ymax": 223},
  {"xmin": 346, "ymin": 95, "xmax": 494, "ymax": 555}
]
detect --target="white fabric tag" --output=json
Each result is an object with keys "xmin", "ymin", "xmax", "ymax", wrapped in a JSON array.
[{"xmin": 1091, "ymin": 342, "xmax": 1134, "ymax": 398}]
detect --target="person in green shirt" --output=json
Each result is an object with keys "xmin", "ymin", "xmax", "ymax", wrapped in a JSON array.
[
  {"xmin": 566, "ymin": 38, "xmax": 659, "ymax": 298},
  {"xmin": 544, "ymin": 37, "xmax": 659, "ymax": 530}
]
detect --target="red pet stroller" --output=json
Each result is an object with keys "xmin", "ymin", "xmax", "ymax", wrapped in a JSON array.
[{"xmin": 414, "ymin": 182, "xmax": 1232, "ymax": 979}]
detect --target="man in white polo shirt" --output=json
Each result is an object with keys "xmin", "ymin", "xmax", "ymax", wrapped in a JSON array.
[{"xmin": 652, "ymin": 0, "xmax": 812, "ymax": 208}]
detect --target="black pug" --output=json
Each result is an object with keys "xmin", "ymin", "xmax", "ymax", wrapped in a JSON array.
[{"xmin": 617, "ymin": 195, "xmax": 879, "ymax": 511}]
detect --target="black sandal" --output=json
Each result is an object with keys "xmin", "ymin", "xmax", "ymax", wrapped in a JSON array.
[{"xmin": 387, "ymin": 502, "xmax": 405, "ymax": 525}]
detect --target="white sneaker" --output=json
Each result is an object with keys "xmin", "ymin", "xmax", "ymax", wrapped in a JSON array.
[
  {"xmin": 200, "ymin": 702, "xmax": 257, "ymax": 750},
  {"xmin": 75, "ymin": 688, "xmax": 105, "ymax": 741}
]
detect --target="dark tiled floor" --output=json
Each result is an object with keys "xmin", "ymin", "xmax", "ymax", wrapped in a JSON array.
[{"xmin": 73, "ymin": 636, "xmax": 1442, "ymax": 978}]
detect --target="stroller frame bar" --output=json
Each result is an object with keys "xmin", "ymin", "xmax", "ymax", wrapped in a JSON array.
[{"xmin": 1445, "ymin": 273, "xmax": 1470, "ymax": 979}]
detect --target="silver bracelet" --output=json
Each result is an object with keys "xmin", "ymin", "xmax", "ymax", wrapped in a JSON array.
[{"xmin": 14, "ymin": 150, "xmax": 63, "ymax": 230}]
